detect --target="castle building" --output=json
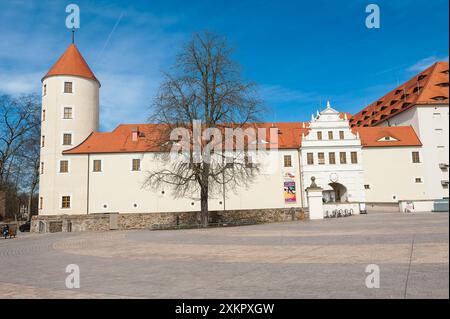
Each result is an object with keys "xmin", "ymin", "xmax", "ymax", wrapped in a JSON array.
[
  {"xmin": 350, "ymin": 62, "xmax": 449, "ymax": 203},
  {"xmin": 35, "ymin": 42, "xmax": 449, "ymax": 231}
]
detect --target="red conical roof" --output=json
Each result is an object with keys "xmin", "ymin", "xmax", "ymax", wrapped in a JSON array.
[{"xmin": 43, "ymin": 44, "xmax": 99, "ymax": 84}]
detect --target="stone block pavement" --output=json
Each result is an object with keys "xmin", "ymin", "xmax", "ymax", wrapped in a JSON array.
[{"xmin": 0, "ymin": 212, "xmax": 448, "ymax": 299}]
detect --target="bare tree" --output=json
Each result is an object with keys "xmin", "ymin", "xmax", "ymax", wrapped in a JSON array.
[
  {"xmin": 145, "ymin": 32, "xmax": 264, "ymax": 227},
  {"xmin": 0, "ymin": 94, "xmax": 41, "ymax": 220}
]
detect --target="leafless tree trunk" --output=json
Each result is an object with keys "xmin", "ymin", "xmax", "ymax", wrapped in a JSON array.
[
  {"xmin": 145, "ymin": 32, "xmax": 264, "ymax": 227},
  {"xmin": 0, "ymin": 94, "xmax": 41, "ymax": 220}
]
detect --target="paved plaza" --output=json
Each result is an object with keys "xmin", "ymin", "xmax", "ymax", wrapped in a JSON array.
[{"xmin": 0, "ymin": 212, "xmax": 448, "ymax": 299}]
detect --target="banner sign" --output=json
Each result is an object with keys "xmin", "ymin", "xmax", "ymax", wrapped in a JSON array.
[{"xmin": 284, "ymin": 181, "xmax": 297, "ymax": 203}]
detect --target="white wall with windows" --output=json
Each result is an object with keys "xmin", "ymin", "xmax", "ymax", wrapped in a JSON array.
[
  {"xmin": 378, "ymin": 104, "xmax": 449, "ymax": 199},
  {"xmin": 362, "ymin": 147, "xmax": 427, "ymax": 203}
]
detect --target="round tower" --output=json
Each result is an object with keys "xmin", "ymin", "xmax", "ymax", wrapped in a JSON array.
[{"xmin": 39, "ymin": 42, "xmax": 100, "ymax": 215}]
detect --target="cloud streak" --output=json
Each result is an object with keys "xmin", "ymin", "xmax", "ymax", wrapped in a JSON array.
[{"xmin": 407, "ymin": 55, "xmax": 449, "ymax": 73}]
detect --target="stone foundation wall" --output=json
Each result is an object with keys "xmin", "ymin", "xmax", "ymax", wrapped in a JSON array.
[{"xmin": 31, "ymin": 208, "xmax": 307, "ymax": 233}]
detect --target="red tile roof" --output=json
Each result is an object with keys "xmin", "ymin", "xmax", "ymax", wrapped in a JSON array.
[
  {"xmin": 64, "ymin": 122, "xmax": 420, "ymax": 154},
  {"xmin": 350, "ymin": 61, "xmax": 449, "ymax": 128},
  {"xmin": 353, "ymin": 126, "xmax": 422, "ymax": 147},
  {"xmin": 42, "ymin": 44, "xmax": 99, "ymax": 84},
  {"xmin": 64, "ymin": 123, "xmax": 310, "ymax": 154}
]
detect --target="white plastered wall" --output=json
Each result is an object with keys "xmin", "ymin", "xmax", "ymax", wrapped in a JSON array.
[
  {"xmin": 362, "ymin": 146, "xmax": 427, "ymax": 203},
  {"xmin": 39, "ymin": 75, "xmax": 99, "ymax": 215}
]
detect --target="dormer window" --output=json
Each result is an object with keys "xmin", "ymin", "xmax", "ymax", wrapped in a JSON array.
[
  {"xmin": 380, "ymin": 106, "xmax": 387, "ymax": 111},
  {"xmin": 432, "ymin": 96, "xmax": 447, "ymax": 101},
  {"xmin": 64, "ymin": 82, "xmax": 73, "ymax": 94},
  {"xmin": 441, "ymin": 70, "xmax": 449, "ymax": 75},
  {"xmin": 377, "ymin": 136, "xmax": 398, "ymax": 142},
  {"xmin": 436, "ymin": 82, "xmax": 449, "ymax": 88},
  {"xmin": 376, "ymin": 101, "xmax": 383, "ymax": 106},
  {"xmin": 413, "ymin": 86, "xmax": 422, "ymax": 94},
  {"xmin": 390, "ymin": 109, "xmax": 398, "ymax": 114},
  {"xmin": 402, "ymin": 102, "xmax": 411, "ymax": 109},
  {"xmin": 395, "ymin": 90, "xmax": 402, "ymax": 95},
  {"xmin": 390, "ymin": 100, "xmax": 398, "ymax": 106},
  {"xmin": 418, "ymin": 74, "xmax": 427, "ymax": 81}
]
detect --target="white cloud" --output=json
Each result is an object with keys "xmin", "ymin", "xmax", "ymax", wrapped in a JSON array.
[
  {"xmin": 0, "ymin": 70, "xmax": 42, "ymax": 95},
  {"xmin": 260, "ymin": 84, "xmax": 320, "ymax": 104},
  {"xmin": 407, "ymin": 55, "xmax": 449, "ymax": 73}
]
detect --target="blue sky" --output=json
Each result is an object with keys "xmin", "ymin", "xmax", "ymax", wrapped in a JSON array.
[{"xmin": 0, "ymin": 0, "xmax": 448, "ymax": 131}]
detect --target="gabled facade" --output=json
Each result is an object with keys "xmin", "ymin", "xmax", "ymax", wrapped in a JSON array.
[{"xmin": 299, "ymin": 103, "xmax": 365, "ymax": 206}]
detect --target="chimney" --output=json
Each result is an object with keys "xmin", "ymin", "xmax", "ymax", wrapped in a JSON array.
[{"xmin": 132, "ymin": 127, "xmax": 139, "ymax": 142}]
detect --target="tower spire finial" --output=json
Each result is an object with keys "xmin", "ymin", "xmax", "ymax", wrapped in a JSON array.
[
  {"xmin": 71, "ymin": 28, "xmax": 75, "ymax": 44},
  {"xmin": 326, "ymin": 100, "xmax": 331, "ymax": 109}
]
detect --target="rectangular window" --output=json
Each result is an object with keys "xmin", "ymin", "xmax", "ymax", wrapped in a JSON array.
[
  {"xmin": 245, "ymin": 155, "xmax": 255, "ymax": 168},
  {"xmin": 39, "ymin": 197, "xmax": 43, "ymax": 210},
  {"xmin": 318, "ymin": 153, "xmax": 325, "ymax": 165},
  {"xmin": 307, "ymin": 153, "xmax": 314, "ymax": 165},
  {"xmin": 225, "ymin": 157, "xmax": 234, "ymax": 168},
  {"xmin": 339, "ymin": 131, "xmax": 345, "ymax": 140},
  {"xmin": 63, "ymin": 134, "xmax": 72, "ymax": 146},
  {"xmin": 61, "ymin": 196, "xmax": 71, "ymax": 209},
  {"xmin": 415, "ymin": 177, "xmax": 423, "ymax": 183},
  {"xmin": 64, "ymin": 82, "xmax": 73, "ymax": 93},
  {"xmin": 132, "ymin": 159, "xmax": 141, "ymax": 171},
  {"xmin": 412, "ymin": 152, "xmax": 420, "ymax": 163},
  {"xmin": 329, "ymin": 152, "xmax": 336, "ymax": 165},
  {"xmin": 60, "ymin": 160, "xmax": 69, "ymax": 173},
  {"xmin": 42, "ymin": 109, "xmax": 46, "ymax": 121},
  {"xmin": 93, "ymin": 160, "xmax": 102, "ymax": 172},
  {"xmin": 284, "ymin": 155, "xmax": 292, "ymax": 167},
  {"xmin": 340, "ymin": 152, "xmax": 347, "ymax": 164},
  {"xmin": 328, "ymin": 131, "xmax": 333, "ymax": 140},
  {"xmin": 63, "ymin": 107, "xmax": 73, "ymax": 119},
  {"xmin": 351, "ymin": 152, "xmax": 358, "ymax": 164},
  {"xmin": 41, "ymin": 136, "xmax": 45, "ymax": 148},
  {"xmin": 317, "ymin": 132, "xmax": 322, "ymax": 140},
  {"xmin": 40, "ymin": 162, "xmax": 44, "ymax": 175},
  {"xmin": 364, "ymin": 185, "xmax": 371, "ymax": 190},
  {"xmin": 43, "ymin": 84, "xmax": 47, "ymax": 96}
]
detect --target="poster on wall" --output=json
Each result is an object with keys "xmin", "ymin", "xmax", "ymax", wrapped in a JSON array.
[{"xmin": 284, "ymin": 181, "xmax": 297, "ymax": 203}]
